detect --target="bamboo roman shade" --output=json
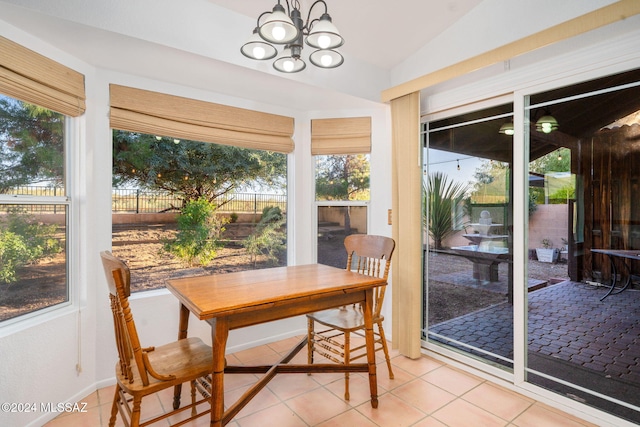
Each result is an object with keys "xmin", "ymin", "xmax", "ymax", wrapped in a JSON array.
[
  {"xmin": 0, "ymin": 36, "xmax": 86, "ymax": 117},
  {"xmin": 109, "ymin": 84, "xmax": 295, "ymax": 153},
  {"xmin": 311, "ymin": 116, "xmax": 371, "ymax": 155}
]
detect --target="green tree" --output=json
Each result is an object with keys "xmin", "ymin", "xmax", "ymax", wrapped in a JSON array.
[
  {"xmin": 529, "ymin": 148, "xmax": 572, "ymax": 205},
  {"xmin": 472, "ymin": 160, "xmax": 509, "ymax": 202},
  {"xmin": 0, "ymin": 208, "xmax": 61, "ymax": 283},
  {"xmin": 112, "ymin": 131, "xmax": 287, "ymax": 209},
  {"xmin": 315, "ymin": 154, "xmax": 370, "ymax": 234},
  {"xmin": 243, "ymin": 206, "xmax": 286, "ymax": 267},
  {"xmin": 163, "ymin": 198, "xmax": 228, "ymax": 267},
  {"xmin": 529, "ymin": 148, "xmax": 570, "ymax": 174},
  {"xmin": 315, "ymin": 154, "xmax": 370, "ymax": 201},
  {"xmin": 424, "ymin": 172, "xmax": 468, "ymax": 250},
  {"xmin": 0, "ymin": 96, "xmax": 64, "ymax": 192}
]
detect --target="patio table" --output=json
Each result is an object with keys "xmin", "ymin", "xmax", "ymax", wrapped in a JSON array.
[{"xmin": 591, "ymin": 249, "xmax": 640, "ymax": 300}]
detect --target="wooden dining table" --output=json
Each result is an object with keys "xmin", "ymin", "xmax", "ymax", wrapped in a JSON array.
[{"xmin": 166, "ymin": 263, "xmax": 386, "ymax": 426}]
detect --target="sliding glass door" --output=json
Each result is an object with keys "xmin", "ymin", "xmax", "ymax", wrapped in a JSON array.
[
  {"xmin": 525, "ymin": 68, "xmax": 640, "ymax": 424},
  {"xmin": 424, "ymin": 103, "xmax": 515, "ymax": 371}
]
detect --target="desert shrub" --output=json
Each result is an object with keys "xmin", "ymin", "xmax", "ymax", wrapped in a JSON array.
[
  {"xmin": 163, "ymin": 198, "xmax": 228, "ymax": 267},
  {"xmin": 0, "ymin": 209, "xmax": 61, "ymax": 284},
  {"xmin": 243, "ymin": 206, "xmax": 285, "ymax": 267}
]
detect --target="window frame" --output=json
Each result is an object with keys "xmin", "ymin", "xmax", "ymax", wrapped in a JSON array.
[{"xmin": 0, "ymin": 111, "xmax": 76, "ymax": 329}]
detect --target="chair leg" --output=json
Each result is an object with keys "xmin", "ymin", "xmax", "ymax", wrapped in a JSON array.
[
  {"xmin": 190, "ymin": 380, "xmax": 197, "ymax": 416},
  {"xmin": 173, "ymin": 383, "xmax": 182, "ymax": 410},
  {"xmin": 307, "ymin": 317, "xmax": 315, "ymax": 371},
  {"xmin": 130, "ymin": 396, "xmax": 142, "ymax": 427},
  {"xmin": 344, "ymin": 330, "xmax": 350, "ymax": 401},
  {"xmin": 377, "ymin": 321, "xmax": 394, "ymax": 379},
  {"xmin": 109, "ymin": 386, "xmax": 120, "ymax": 427}
]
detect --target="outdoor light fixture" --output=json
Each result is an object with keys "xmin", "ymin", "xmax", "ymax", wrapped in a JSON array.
[
  {"xmin": 498, "ymin": 121, "xmax": 515, "ymax": 135},
  {"xmin": 535, "ymin": 108, "xmax": 559, "ymax": 134},
  {"xmin": 241, "ymin": 0, "xmax": 345, "ymax": 73}
]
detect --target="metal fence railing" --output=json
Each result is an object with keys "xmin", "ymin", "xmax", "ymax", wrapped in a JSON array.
[
  {"xmin": 111, "ymin": 188, "xmax": 287, "ymax": 214},
  {"xmin": 3, "ymin": 186, "xmax": 287, "ymax": 215}
]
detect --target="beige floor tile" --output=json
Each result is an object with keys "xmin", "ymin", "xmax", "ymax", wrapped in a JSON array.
[
  {"xmin": 355, "ymin": 392, "xmax": 427, "ymax": 427},
  {"xmin": 42, "ymin": 405, "xmax": 103, "ymax": 427},
  {"xmin": 422, "ymin": 365, "xmax": 483, "ymax": 396},
  {"xmin": 324, "ymin": 372, "xmax": 373, "ymax": 406},
  {"xmin": 432, "ymin": 398, "xmax": 508, "ymax": 427},
  {"xmin": 236, "ymin": 402, "xmax": 307, "ymax": 427},
  {"xmin": 266, "ymin": 371, "xmax": 322, "ymax": 401},
  {"xmin": 224, "ymin": 384, "xmax": 281, "ymax": 419},
  {"xmin": 232, "ymin": 344, "xmax": 279, "ymax": 365},
  {"xmin": 391, "ymin": 378, "xmax": 457, "ymax": 414},
  {"xmin": 462, "ymin": 382, "xmax": 533, "ymax": 421},
  {"xmin": 392, "ymin": 355, "xmax": 443, "ymax": 377},
  {"xmin": 316, "ymin": 407, "xmax": 379, "ymax": 427},
  {"xmin": 375, "ymin": 363, "xmax": 417, "ymax": 392},
  {"xmin": 512, "ymin": 403, "xmax": 595, "ymax": 427},
  {"xmin": 285, "ymin": 387, "xmax": 351, "ymax": 425},
  {"xmin": 41, "ymin": 337, "xmax": 605, "ymax": 427},
  {"xmin": 411, "ymin": 416, "xmax": 448, "ymax": 427},
  {"xmin": 99, "ymin": 401, "xmax": 126, "ymax": 427},
  {"xmin": 267, "ymin": 335, "xmax": 306, "ymax": 354},
  {"xmin": 224, "ymin": 373, "xmax": 260, "ymax": 393},
  {"xmin": 97, "ymin": 385, "xmax": 117, "ymax": 406}
]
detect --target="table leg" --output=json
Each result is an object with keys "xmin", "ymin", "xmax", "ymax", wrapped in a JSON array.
[
  {"xmin": 210, "ymin": 317, "xmax": 229, "ymax": 427},
  {"xmin": 601, "ymin": 254, "xmax": 632, "ymax": 300},
  {"xmin": 173, "ymin": 304, "xmax": 191, "ymax": 409},
  {"xmin": 363, "ymin": 288, "xmax": 379, "ymax": 409}
]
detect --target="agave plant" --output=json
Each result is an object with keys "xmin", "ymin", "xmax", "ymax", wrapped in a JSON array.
[{"xmin": 424, "ymin": 171, "xmax": 469, "ymax": 250}]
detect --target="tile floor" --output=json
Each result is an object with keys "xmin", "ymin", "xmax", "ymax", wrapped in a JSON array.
[{"xmin": 43, "ymin": 336, "xmax": 600, "ymax": 427}]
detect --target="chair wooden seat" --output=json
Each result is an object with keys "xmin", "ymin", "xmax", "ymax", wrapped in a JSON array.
[
  {"xmin": 115, "ymin": 337, "xmax": 212, "ymax": 395},
  {"xmin": 307, "ymin": 234, "xmax": 395, "ymax": 401},
  {"xmin": 100, "ymin": 250, "xmax": 213, "ymax": 427}
]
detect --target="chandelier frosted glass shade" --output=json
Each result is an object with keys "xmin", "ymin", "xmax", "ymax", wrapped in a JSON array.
[
  {"xmin": 258, "ymin": 4, "xmax": 299, "ymax": 44},
  {"xmin": 306, "ymin": 13, "xmax": 344, "ymax": 49},
  {"xmin": 241, "ymin": 29, "xmax": 278, "ymax": 60},
  {"xmin": 309, "ymin": 49, "xmax": 343, "ymax": 69},
  {"xmin": 273, "ymin": 47, "xmax": 306, "ymax": 73}
]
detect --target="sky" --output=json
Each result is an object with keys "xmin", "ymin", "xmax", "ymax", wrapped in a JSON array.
[{"xmin": 424, "ymin": 148, "xmax": 485, "ymax": 186}]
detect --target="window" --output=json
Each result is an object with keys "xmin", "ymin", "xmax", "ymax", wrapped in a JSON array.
[
  {"xmin": 0, "ymin": 95, "xmax": 69, "ymax": 322},
  {"xmin": 315, "ymin": 154, "xmax": 370, "ymax": 268},
  {"xmin": 111, "ymin": 131, "xmax": 288, "ymax": 293},
  {"xmin": 311, "ymin": 116, "xmax": 372, "ymax": 268},
  {"xmin": 109, "ymin": 86, "xmax": 294, "ymax": 292}
]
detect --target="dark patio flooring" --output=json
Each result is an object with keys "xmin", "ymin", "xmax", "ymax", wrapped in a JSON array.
[{"xmin": 429, "ymin": 277, "xmax": 640, "ymax": 420}]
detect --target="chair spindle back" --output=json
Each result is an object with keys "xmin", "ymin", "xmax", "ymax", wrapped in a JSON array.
[{"xmin": 343, "ymin": 235, "xmax": 395, "ymax": 317}]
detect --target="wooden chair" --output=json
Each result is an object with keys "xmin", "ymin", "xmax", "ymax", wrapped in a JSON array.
[
  {"xmin": 306, "ymin": 234, "xmax": 395, "ymax": 400},
  {"xmin": 100, "ymin": 250, "xmax": 213, "ymax": 427}
]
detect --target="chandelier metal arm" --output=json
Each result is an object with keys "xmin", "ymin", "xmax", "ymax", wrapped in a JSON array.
[
  {"xmin": 254, "ymin": 10, "xmax": 272, "ymax": 28},
  {"xmin": 303, "ymin": 0, "xmax": 329, "ymax": 34}
]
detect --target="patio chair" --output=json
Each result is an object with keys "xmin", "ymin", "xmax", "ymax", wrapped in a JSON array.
[
  {"xmin": 100, "ymin": 250, "xmax": 213, "ymax": 427},
  {"xmin": 306, "ymin": 234, "xmax": 396, "ymax": 400}
]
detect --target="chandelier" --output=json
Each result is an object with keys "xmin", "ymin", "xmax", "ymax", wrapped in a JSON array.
[{"xmin": 241, "ymin": 0, "xmax": 345, "ymax": 73}]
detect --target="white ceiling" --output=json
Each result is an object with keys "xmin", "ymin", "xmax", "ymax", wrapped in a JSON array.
[{"xmin": 206, "ymin": 0, "xmax": 483, "ymax": 70}]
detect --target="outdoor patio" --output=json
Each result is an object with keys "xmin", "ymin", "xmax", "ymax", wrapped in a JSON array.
[{"xmin": 429, "ymin": 275, "xmax": 640, "ymax": 423}]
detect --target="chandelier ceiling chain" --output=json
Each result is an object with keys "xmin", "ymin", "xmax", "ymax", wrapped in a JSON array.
[{"xmin": 241, "ymin": 0, "xmax": 345, "ymax": 73}]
